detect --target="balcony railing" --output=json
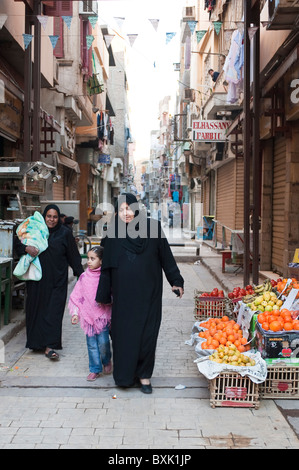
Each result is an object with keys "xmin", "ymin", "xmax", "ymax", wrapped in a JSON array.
[{"xmin": 267, "ymin": 0, "xmax": 299, "ymax": 30}]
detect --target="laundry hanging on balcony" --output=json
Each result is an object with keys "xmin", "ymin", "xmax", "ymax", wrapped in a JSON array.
[
  {"xmin": 87, "ymin": 74, "xmax": 104, "ymax": 96},
  {"xmin": 223, "ymin": 29, "xmax": 244, "ymax": 104}
]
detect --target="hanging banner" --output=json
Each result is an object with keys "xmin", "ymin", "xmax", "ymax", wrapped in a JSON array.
[
  {"xmin": 166, "ymin": 32, "xmax": 176, "ymax": 45},
  {"xmin": 88, "ymin": 15, "xmax": 98, "ymax": 29},
  {"xmin": 192, "ymin": 120, "xmax": 232, "ymax": 142},
  {"xmin": 188, "ymin": 21, "xmax": 197, "ymax": 34},
  {"xmin": 22, "ymin": 33, "xmax": 33, "ymax": 50},
  {"xmin": 149, "ymin": 19, "xmax": 159, "ymax": 31},
  {"xmin": 62, "ymin": 16, "xmax": 72, "ymax": 30},
  {"xmin": 49, "ymin": 35, "xmax": 59, "ymax": 49},
  {"xmin": 104, "ymin": 34, "xmax": 115, "ymax": 48},
  {"xmin": 213, "ymin": 21, "xmax": 222, "ymax": 35},
  {"xmin": 37, "ymin": 15, "xmax": 49, "ymax": 31},
  {"xmin": 248, "ymin": 26, "xmax": 258, "ymax": 40},
  {"xmin": 114, "ymin": 17, "xmax": 125, "ymax": 29},
  {"xmin": 196, "ymin": 30, "xmax": 207, "ymax": 43},
  {"xmin": 127, "ymin": 34, "xmax": 138, "ymax": 47},
  {"xmin": 86, "ymin": 35, "xmax": 94, "ymax": 50},
  {"xmin": 0, "ymin": 14, "xmax": 8, "ymax": 30}
]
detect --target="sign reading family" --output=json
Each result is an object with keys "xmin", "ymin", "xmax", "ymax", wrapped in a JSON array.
[{"xmin": 192, "ymin": 120, "xmax": 232, "ymax": 142}]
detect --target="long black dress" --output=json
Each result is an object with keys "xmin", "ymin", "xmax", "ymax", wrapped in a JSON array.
[
  {"xmin": 96, "ymin": 207, "xmax": 184, "ymax": 387},
  {"xmin": 15, "ymin": 222, "xmax": 83, "ymax": 350}
]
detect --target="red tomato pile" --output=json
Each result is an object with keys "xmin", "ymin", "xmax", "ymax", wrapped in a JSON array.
[
  {"xmin": 199, "ymin": 288, "xmax": 224, "ymax": 298},
  {"xmin": 228, "ymin": 285, "xmax": 254, "ymax": 300}
]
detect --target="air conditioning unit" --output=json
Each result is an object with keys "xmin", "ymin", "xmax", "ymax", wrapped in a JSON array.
[{"xmin": 79, "ymin": 1, "xmax": 98, "ymax": 16}]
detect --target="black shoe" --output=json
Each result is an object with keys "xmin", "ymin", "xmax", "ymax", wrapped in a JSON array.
[{"xmin": 140, "ymin": 383, "xmax": 152, "ymax": 394}]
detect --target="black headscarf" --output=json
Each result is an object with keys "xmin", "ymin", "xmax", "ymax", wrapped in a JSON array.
[
  {"xmin": 42, "ymin": 204, "xmax": 62, "ymax": 233},
  {"xmin": 101, "ymin": 193, "xmax": 149, "ymax": 268}
]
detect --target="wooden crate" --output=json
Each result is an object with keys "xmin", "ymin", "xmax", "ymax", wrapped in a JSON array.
[
  {"xmin": 259, "ymin": 364, "xmax": 299, "ymax": 399},
  {"xmin": 209, "ymin": 371, "xmax": 260, "ymax": 409}
]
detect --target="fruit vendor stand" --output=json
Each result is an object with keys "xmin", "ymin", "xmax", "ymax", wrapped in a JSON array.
[{"xmin": 187, "ymin": 278, "xmax": 299, "ymax": 407}]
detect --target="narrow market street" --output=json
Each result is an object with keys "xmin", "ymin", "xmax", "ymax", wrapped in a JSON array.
[{"xmin": 0, "ymin": 245, "xmax": 298, "ymax": 450}]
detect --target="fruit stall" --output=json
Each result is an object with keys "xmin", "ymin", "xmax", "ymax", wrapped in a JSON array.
[{"xmin": 188, "ymin": 278, "xmax": 299, "ymax": 408}]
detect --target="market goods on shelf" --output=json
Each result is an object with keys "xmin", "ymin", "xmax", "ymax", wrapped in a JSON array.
[
  {"xmin": 209, "ymin": 344, "xmax": 256, "ymax": 367},
  {"xmin": 257, "ymin": 308, "xmax": 299, "ymax": 332},
  {"xmin": 245, "ymin": 291, "xmax": 283, "ymax": 312},
  {"xmin": 198, "ymin": 316, "xmax": 250, "ymax": 352}
]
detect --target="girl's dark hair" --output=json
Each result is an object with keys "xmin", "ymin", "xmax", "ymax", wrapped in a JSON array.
[{"xmin": 88, "ymin": 245, "xmax": 104, "ymax": 260}]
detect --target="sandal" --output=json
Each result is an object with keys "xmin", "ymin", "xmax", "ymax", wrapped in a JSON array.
[{"xmin": 45, "ymin": 349, "xmax": 59, "ymax": 360}]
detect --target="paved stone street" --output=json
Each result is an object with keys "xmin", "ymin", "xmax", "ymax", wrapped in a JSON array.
[{"xmin": 0, "ymin": 249, "xmax": 298, "ymax": 449}]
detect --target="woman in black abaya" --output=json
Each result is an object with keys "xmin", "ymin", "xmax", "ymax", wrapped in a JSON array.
[
  {"xmin": 96, "ymin": 193, "xmax": 184, "ymax": 393},
  {"xmin": 15, "ymin": 204, "xmax": 83, "ymax": 359}
]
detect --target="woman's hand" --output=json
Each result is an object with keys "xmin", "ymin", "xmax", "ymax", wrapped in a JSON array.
[
  {"xmin": 25, "ymin": 246, "xmax": 39, "ymax": 257},
  {"xmin": 172, "ymin": 286, "xmax": 184, "ymax": 298}
]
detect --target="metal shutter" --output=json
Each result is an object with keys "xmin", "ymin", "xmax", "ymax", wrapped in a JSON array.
[{"xmin": 271, "ymin": 137, "xmax": 286, "ymax": 273}]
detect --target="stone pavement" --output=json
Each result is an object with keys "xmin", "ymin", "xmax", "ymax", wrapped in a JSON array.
[{"xmin": 0, "ymin": 243, "xmax": 298, "ymax": 449}]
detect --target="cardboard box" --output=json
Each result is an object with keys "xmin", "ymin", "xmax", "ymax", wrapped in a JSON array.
[
  {"xmin": 292, "ymin": 249, "xmax": 299, "ymax": 263},
  {"xmin": 255, "ymin": 322, "xmax": 299, "ymax": 360}
]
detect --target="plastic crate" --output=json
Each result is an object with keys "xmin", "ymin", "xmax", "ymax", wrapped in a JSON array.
[
  {"xmin": 259, "ymin": 364, "xmax": 299, "ymax": 399},
  {"xmin": 194, "ymin": 290, "xmax": 233, "ymax": 321},
  {"xmin": 209, "ymin": 371, "xmax": 260, "ymax": 409}
]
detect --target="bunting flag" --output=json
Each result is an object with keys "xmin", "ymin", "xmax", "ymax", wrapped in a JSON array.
[
  {"xmin": 149, "ymin": 19, "xmax": 159, "ymax": 31},
  {"xmin": 248, "ymin": 26, "xmax": 258, "ymax": 40},
  {"xmin": 166, "ymin": 32, "xmax": 176, "ymax": 45},
  {"xmin": 114, "ymin": 17, "xmax": 125, "ymax": 29},
  {"xmin": 213, "ymin": 21, "xmax": 222, "ymax": 35},
  {"xmin": 127, "ymin": 34, "xmax": 138, "ymax": 47},
  {"xmin": 0, "ymin": 14, "xmax": 8, "ymax": 30},
  {"xmin": 62, "ymin": 16, "xmax": 72, "ymax": 30},
  {"xmin": 104, "ymin": 34, "xmax": 115, "ymax": 48},
  {"xmin": 49, "ymin": 35, "xmax": 59, "ymax": 49},
  {"xmin": 196, "ymin": 30, "xmax": 207, "ymax": 43},
  {"xmin": 86, "ymin": 35, "xmax": 94, "ymax": 50},
  {"xmin": 37, "ymin": 15, "xmax": 49, "ymax": 31},
  {"xmin": 22, "ymin": 33, "xmax": 33, "ymax": 50},
  {"xmin": 235, "ymin": 21, "xmax": 244, "ymax": 33},
  {"xmin": 88, "ymin": 15, "xmax": 98, "ymax": 29},
  {"xmin": 188, "ymin": 21, "xmax": 197, "ymax": 34},
  {"xmin": 261, "ymin": 21, "xmax": 270, "ymax": 27}
]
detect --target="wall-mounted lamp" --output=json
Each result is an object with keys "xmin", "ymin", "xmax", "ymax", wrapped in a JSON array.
[
  {"xmin": 183, "ymin": 141, "xmax": 193, "ymax": 157},
  {"xmin": 51, "ymin": 170, "xmax": 61, "ymax": 183}
]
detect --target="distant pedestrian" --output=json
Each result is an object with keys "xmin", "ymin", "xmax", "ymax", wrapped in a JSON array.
[
  {"xmin": 14, "ymin": 204, "xmax": 84, "ymax": 360},
  {"xmin": 60, "ymin": 213, "xmax": 66, "ymax": 224},
  {"xmin": 69, "ymin": 246, "xmax": 112, "ymax": 381},
  {"xmin": 64, "ymin": 216, "xmax": 79, "ymax": 232},
  {"xmin": 208, "ymin": 68, "xmax": 219, "ymax": 83}
]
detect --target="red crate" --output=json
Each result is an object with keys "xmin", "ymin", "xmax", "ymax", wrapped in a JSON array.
[
  {"xmin": 209, "ymin": 371, "xmax": 260, "ymax": 409},
  {"xmin": 194, "ymin": 290, "xmax": 234, "ymax": 321}
]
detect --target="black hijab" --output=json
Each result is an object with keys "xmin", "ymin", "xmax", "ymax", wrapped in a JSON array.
[
  {"xmin": 101, "ymin": 193, "xmax": 149, "ymax": 268},
  {"xmin": 42, "ymin": 204, "xmax": 62, "ymax": 233}
]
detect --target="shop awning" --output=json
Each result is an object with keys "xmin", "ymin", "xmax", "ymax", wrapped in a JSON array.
[{"xmin": 56, "ymin": 154, "xmax": 80, "ymax": 173}]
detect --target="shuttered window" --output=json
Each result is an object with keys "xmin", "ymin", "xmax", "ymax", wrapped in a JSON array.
[
  {"xmin": 53, "ymin": 17, "xmax": 64, "ymax": 58},
  {"xmin": 43, "ymin": 1, "xmax": 73, "ymax": 16},
  {"xmin": 271, "ymin": 137, "xmax": 286, "ymax": 273}
]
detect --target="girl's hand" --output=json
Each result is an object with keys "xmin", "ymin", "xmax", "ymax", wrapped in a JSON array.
[
  {"xmin": 71, "ymin": 315, "xmax": 79, "ymax": 325},
  {"xmin": 25, "ymin": 246, "xmax": 39, "ymax": 257}
]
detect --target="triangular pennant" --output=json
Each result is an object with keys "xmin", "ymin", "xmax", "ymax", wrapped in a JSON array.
[
  {"xmin": 235, "ymin": 21, "xmax": 244, "ymax": 34},
  {"xmin": 22, "ymin": 33, "xmax": 33, "ymax": 50},
  {"xmin": 49, "ymin": 35, "xmax": 59, "ymax": 49},
  {"xmin": 188, "ymin": 21, "xmax": 197, "ymax": 34},
  {"xmin": 149, "ymin": 19, "xmax": 159, "ymax": 31},
  {"xmin": 88, "ymin": 15, "xmax": 98, "ymax": 29},
  {"xmin": 261, "ymin": 21, "xmax": 270, "ymax": 28},
  {"xmin": 213, "ymin": 21, "xmax": 222, "ymax": 35},
  {"xmin": 248, "ymin": 26, "xmax": 258, "ymax": 40},
  {"xmin": 0, "ymin": 14, "xmax": 8, "ymax": 30},
  {"xmin": 114, "ymin": 17, "xmax": 125, "ymax": 29},
  {"xmin": 37, "ymin": 15, "xmax": 49, "ymax": 31},
  {"xmin": 62, "ymin": 16, "xmax": 72, "ymax": 30},
  {"xmin": 86, "ymin": 35, "xmax": 94, "ymax": 50},
  {"xmin": 104, "ymin": 34, "xmax": 115, "ymax": 48},
  {"xmin": 127, "ymin": 34, "xmax": 138, "ymax": 47},
  {"xmin": 196, "ymin": 30, "xmax": 207, "ymax": 43},
  {"xmin": 166, "ymin": 32, "xmax": 176, "ymax": 45}
]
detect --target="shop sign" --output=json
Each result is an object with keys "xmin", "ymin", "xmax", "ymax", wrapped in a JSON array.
[
  {"xmin": 0, "ymin": 88, "xmax": 22, "ymax": 140},
  {"xmin": 192, "ymin": 120, "xmax": 231, "ymax": 142},
  {"xmin": 98, "ymin": 154, "xmax": 111, "ymax": 164}
]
